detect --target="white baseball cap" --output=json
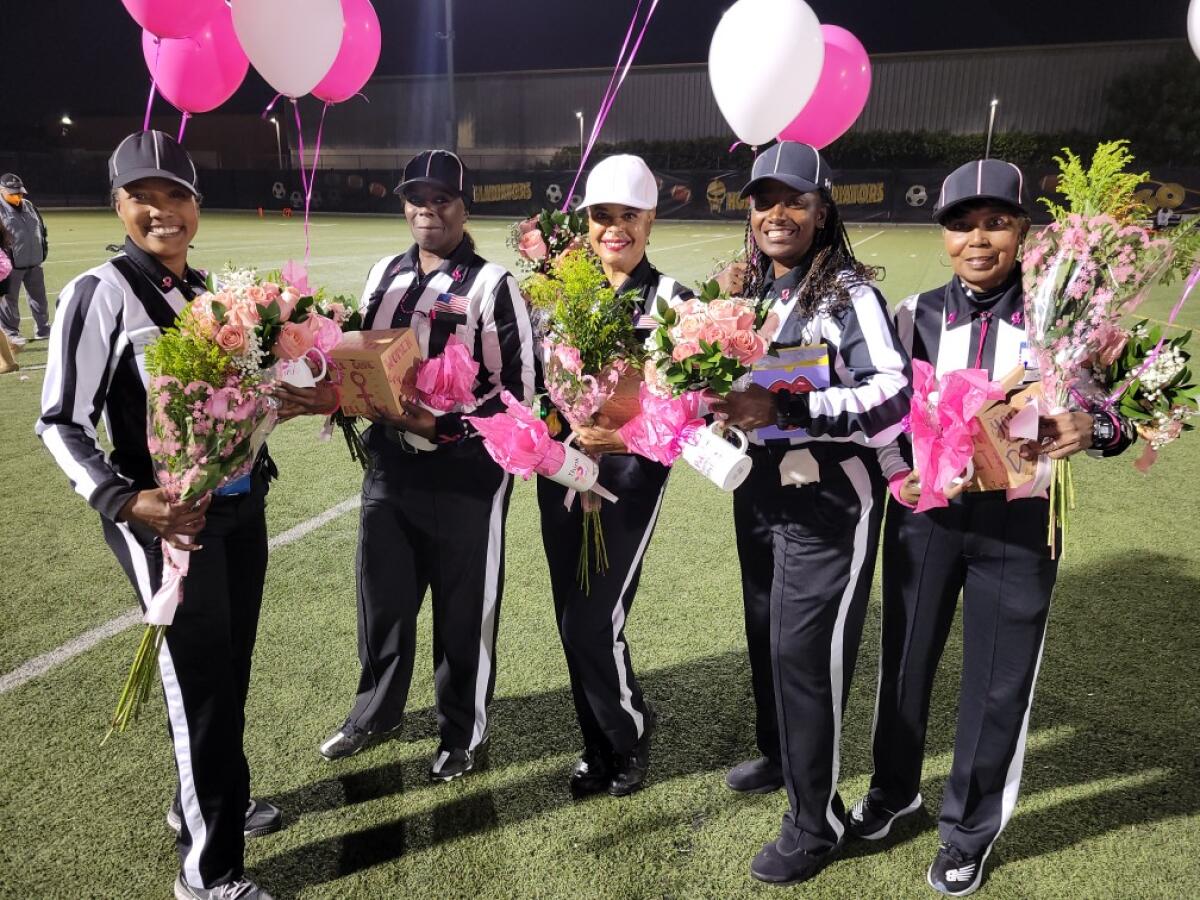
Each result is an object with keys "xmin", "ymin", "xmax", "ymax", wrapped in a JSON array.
[{"xmin": 579, "ymin": 155, "xmax": 659, "ymax": 211}]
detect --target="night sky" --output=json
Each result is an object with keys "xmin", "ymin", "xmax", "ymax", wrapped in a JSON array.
[{"xmin": 3, "ymin": 0, "xmax": 1191, "ymax": 122}]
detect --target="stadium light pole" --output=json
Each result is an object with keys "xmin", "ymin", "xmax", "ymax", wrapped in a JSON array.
[
  {"xmin": 575, "ymin": 110, "xmax": 584, "ymax": 161},
  {"xmin": 985, "ymin": 98, "xmax": 999, "ymax": 159},
  {"xmin": 439, "ymin": 0, "xmax": 458, "ymax": 153},
  {"xmin": 268, "ymin": 116, "xmax": 283, "ymax": 170}
]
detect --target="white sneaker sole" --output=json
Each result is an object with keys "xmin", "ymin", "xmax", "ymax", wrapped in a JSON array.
[{"xmin": 853, "ymin": 793, "xmax": 924, "ymax": 840}]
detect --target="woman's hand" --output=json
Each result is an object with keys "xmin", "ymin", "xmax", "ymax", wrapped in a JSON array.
[
  {"xmin": 575, "ymin": 424, "xmax": 628, "ymax": 455},
  {"xmin": 715, "ymin": 260, "xmax": 748, "ymax": 296},
  {"xmin": 368, "ymin": 399, "xmax": 437, "ymax": 441},
  {"xmin": 897, "ymin": 469, "xmax": 922, "ymax": 506},
  {"xmin": 119, "ymin": 489, "xmax": 211, "ymax": 551},
  {"xmin": 1020, "ymin": 412, "xmax": 1094, "ymax": 460},
  {"xmin": 710, "ymin": 384, "xmax": 776, "ymax": 431},
  {"xmin": 275, "ymin": 383, "xmax": 340, "ymax": 421}
]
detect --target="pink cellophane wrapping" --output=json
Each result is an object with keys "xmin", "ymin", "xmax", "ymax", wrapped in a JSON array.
[
  {"xmin": 415, "ymin": 336, "xmax": 480, "ymax": 412},
  {"xmin": 465, "ymin": 391, "xmax": 564, "ymax": 479},
  {"xmin": 618, "ymin": 386, "xmax": 706, "ymax": 465},
  {"xmin": 910, "ymin": 359, "xmax": 1006, "ymax": 513}
]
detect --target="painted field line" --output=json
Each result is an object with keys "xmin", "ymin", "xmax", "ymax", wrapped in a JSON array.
[
  {"xmin": 653, "ymin": 234, "xmax": 741, "ymax": 254},
  {"xmin": 0, "ymin": 496, "xmax": 361, "ymax": 696},
  {"xmin": 852, "ymin": 230, "xmax": 886, "ymax": 247}
]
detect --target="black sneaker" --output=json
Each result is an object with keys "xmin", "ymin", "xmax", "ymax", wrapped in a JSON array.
[
  {"xmin": 429, "ymin": 744, "xmax": 485, "ymax": 782},
  {"xmin": 568, "ymin": 747, "xmax": 613, "ymax": 796},
  {"xmin": 608, "ymin": 705, "xmax": 657, "ymax": 797},
  {"xmin": 33, "ymin": 330, "xmax": 51, "ymax": 341},
  {"xmin": 749, "ymin": 836, "xmax": 842, "ymax": 885},
  {"xmin": 927, "ymin": 843, "xmax": 985, "ymax": 896},
  {"xmin": 725, "ymin": 756, "xmax": 784, "ymax": 794},
  {"xmin": 174, "ymin": 873, "xmax": 273, "ymax": 899},
  {"xmin": 318, "ymin": 719, "xmax": 401, "ymax": 761},
  {"xmin": 846, "ymin": 792, "xmax": 923, "ymax": 840},
  {"xmin": 167, "ymin": 798, "xmax": 282, "ymax": 839}
]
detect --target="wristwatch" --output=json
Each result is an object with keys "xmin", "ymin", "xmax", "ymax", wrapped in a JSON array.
[{"xmin": 1091, "ymin": 411, "xmax": 1116, "ymax": 449}]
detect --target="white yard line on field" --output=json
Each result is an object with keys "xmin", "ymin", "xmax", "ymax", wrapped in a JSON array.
[
  {"xmin": 652, "ymin": 234, "xmax": 742, "ymax": 254},
  {"xmin": 852, "ymin": 230, "xmax": 886, "ymax": 247},
  {"xmin": 0, "ymin": 496, "xmax": 362, "ymax": 696}
]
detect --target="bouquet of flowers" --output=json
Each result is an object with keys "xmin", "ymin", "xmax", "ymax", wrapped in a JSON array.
[
  {"xmin": 1104, "ymin": 319, "xmax": 1200, "ymax": 471},
  {"xmin": 1022, "ymin": 140, "xmax": 1199, "ymax": 554},
  {"xmin": 525, "ymin": 249, "xmax": 645, "ymax": 588},
  {"xmin": 508, "ymin": 208, "xmax": 589, "ymax": 276},
  {"xmin": 647, "ymin": 279, "xmax": 777, "ymax": 397}
]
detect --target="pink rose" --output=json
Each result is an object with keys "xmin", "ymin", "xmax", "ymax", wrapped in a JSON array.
[
  {"xmin": 306, "ymin": 313, "xmax": 344, "ymax": 354},
  {"xmin": 677, "ymin": 314, "xmax": 706, "ymax": 340},
  {"xmin": 518, "ymin": 217, "xmax": 539, "ymax": 235},
  {"xmin": 277, "ymin": 288, "xmax": 301, "ymax": 322},
  {"xmin": 246, "ymin": 285, "xmax": 267, "ymax": 305},
  {"xmin": 701, "ymin": 323, "xmax": 731, "ymax": 347},
  {"xmin": 262, "ymin": 282, "xmax": 281, "ymax": 301},
  {"xmin": 735, "ymin": 306, "xmax": 757, "ymax": 330},
  {"xmin": 275, "ymin": 321, "xmax": 314, "ymax": 360},
  {"xmin": 191, "ymin": 309, "xmax": 218, "ymax": 339},
  {"xmin": 672, "ymin": 341, "xmax": 701, "ymax": 363},
  {"xmin": 1093, "ymin": 322, "xmax": 1129, "ymax": 367},
  {"xmin": 707, "ymin": 298, "xmax": 736, "ymax": 319},
  {"xmin": 554, "ymin": 343, "xmax": 582, "ymax": 373},
  {"xmin": 228, "ymin": 300, "xmax": 260, "ymax": 330},
  {"xmin": 729, "ymin": 329, "xmax": 767, "ymax": 365},
  {"xmin": 215, "ymin": 324, "xmax": 247, "ymax": 355},
  {"xmin": 326, "ymin": 302, "xmax": 349, "ymax": 326},
  {"xmin": 519, "ymin": 230, "xmax": 549, "ymax": 261}
]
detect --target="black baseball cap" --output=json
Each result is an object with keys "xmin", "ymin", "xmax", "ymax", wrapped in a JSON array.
[
  {"xmin": 0, "ymin": 174, "xmax": 27, "ymax": 195},
  {"xmin": 933, "ymin": 159, "xmax": 1027, "ymax": 223},
  {"xmin": 395, "ymin": 150, "xmax": 474, "ymax": 207},
  {"xmin": 740, "ymin": 141, "xmax": 833, "ymax": 199},
  {"xmin": 109, "ymin": 130, "xmax": 200, "ymax": 196}
]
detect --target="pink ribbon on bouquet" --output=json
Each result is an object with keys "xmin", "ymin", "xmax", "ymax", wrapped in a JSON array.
[
  {"xmin": 909, "ymin": 360, "xmax": 1007, "ymax": 512},
  {"xmin": 414, "ymin": 337, "xmax": 480, "ymax": 412},
  {"xmin": 618, "ymin": 386, "xmax": 705, "ymax": 466},
  {"xmin": 144, "ymin": 539, "xmax": 192, "ymax": 626},
  {"xmin": 563, "ymin": 0, "xmax": 661, "ymax": 210},
  {"xmin": 466, "ymin": 391, "xmax": 561, "ymax": 479}
]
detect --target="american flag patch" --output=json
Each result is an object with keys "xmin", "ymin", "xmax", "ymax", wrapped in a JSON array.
[
  {"xmin": 433, "ymin": 293, "xmax": 471, "ymax": 317},
  {"xmin": 634, "ymin": 314, "xmax": 658, "ymax": 331}
]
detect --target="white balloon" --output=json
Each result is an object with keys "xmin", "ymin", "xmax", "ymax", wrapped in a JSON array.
[
  {"xmin": 1190, "ymin": 0, "xmax": 1200, "ymax": 63},
  {"xmin": 708, "ymin": 0, "xmax": 825, "ymax": 146},
  {"xmin": 232, "ymin": 0, "xmax": 344, "ymax": 98}
]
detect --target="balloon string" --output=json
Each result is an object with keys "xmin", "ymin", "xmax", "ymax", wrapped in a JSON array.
[
  {"xmin": 177, "ymin": 112, "xmax": 190, "ymax": 144},
  {"xmin": 292, "ymin": 100, "xmax": 313, "ymax": 264},
  {"xmin": 563, "ymin": 0, "xmax": 659, "ymax": 210},
  {"xmin": 1104, "ymin": 263, "xmax": 1200, "ymax": 408},
  {"xmin": 261, "ymin": 93, "xmax": 284, "ymax": 120},
  {"xmin": 144, "ymin": 39, "xmax": 161, "ymax": 132},
  {"xmin": 301, "ymin": 103, "xmax": 330, "ymax": 267}
]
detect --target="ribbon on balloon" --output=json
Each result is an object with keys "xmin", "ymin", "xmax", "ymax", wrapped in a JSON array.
[{"xmin": 562, "ymin": 0, "xmax": 661, "ymax": 211}]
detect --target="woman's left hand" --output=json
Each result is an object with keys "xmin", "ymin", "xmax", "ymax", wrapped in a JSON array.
[
  {"xmin": 1020, "ymin": 412, "xmax": 1094, "ymax": 460},
  {"xmin": 368, "ymin": 399, "xmax": 437, "ymax": 441},
  {"xmin": 575, "ymin": 424, "xmax": 627, "ymax": 455},
  {"xmin": 710, "ymin": 384, "xmax": 776, "ymax": 431},
  {"xmin": 275, "ymin": 383, "xmax": 340, "ymax": 421}
]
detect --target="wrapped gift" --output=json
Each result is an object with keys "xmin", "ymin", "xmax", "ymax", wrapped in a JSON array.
[
  {"xmin": 750, "ymin": 344, "xmax": 831, "ymax": 441},
  {"xmin": 969, "ymin": 367, "xmax": 1041, "ymax": 492},
  {"xmin": 331, "ymin": 329, "xmax": 422, "ymax": 417}
]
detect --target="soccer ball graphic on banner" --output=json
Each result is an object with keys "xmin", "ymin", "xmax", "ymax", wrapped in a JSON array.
[
  {"xmin": 906, "ymin": 184, "xmax": 928, "ymax": 207},
  {"xmin": 290, "ymin": 190, "xmax": 303, "ymax": 207},
  {"xmin": 567, "ymin": 194, "xmax": 583, "ymax": 211},
  {"xmin": 545, "ymin": 184, "xmax": 564, "ymax": 205},
  {"xmin": 271, "ymin": 182, "xmax": 286, "ymax": 200}
]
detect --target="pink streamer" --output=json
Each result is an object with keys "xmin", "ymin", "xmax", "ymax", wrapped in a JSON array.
[
  {"xmin": 287, "ymin": 100, "xmax": 331, "ymax": 266},
  {"xmin": 563, "ymin": 0, "xmax": 660, "ymax": 210},
  {"xmin": 143, "ymin": 540, "xmax": 191, "ymax": 626}
]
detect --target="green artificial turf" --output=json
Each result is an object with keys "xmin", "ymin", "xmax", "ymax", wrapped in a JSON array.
[{"xmin": 0, "ymin": 213, "xmax": 1197, "ymax": 899}]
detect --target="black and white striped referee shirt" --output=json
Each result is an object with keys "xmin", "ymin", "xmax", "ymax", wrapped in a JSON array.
[
  {"xmin": 359, "ymin": 238, "xmax": 535, "ymax": 443},
  {"xmin": 37, "ymin": 238, "xmax": 207, "ymax": 522},
  {"xmin": 763, "ymin": 263, "xmax": 911, "ymax": 451}
]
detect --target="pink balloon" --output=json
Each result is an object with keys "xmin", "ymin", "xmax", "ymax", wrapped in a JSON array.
[
  {"xmin": 777, "ymin": 25, "xmax": 872, "ymax": 149},
  {"xmin": 313, "ymin": 0, "xmax": 382, "ymax": 104},
  {"xmin": 142, "ymin": 4, "xmax": 249, "ymax": 115},
  {"xmin": 122, "ymin": 0, "xmax": 226, "ymax": 40}
]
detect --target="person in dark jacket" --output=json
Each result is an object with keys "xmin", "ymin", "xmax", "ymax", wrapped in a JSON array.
[{"xmin": 0, "ymin": 173, "xmax": 50, "ymax": 345}]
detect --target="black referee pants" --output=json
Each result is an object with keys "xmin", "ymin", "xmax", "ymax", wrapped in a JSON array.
[
  {"xmin": 537, "ymin": 453, "xmax": 668, "ymax": 756},
  {"xmin": 103, "ymin": 480, "xmax": 268, "ymax": 890},
  {"xmin": 737, "ymin": 447, "xmax": 884, "ymax": 855},
  {"xmin": 348, "ymin": 433, "xmax": 512, "ymax": 752},
  {"xmin": 868, "ymin": 493, "xmax": 1058, "ymax": 858}
]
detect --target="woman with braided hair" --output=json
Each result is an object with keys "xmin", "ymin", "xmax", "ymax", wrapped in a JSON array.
[{"xmin": 710, "ymin": 142, "xmax": 911, "ymax": 886}]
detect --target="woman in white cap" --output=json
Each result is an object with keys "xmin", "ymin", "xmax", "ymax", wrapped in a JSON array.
[
  {"xmin": 712, "ymin": 140, "xmax": 910, "ymax": 886},
  {"xmin": 537, "ymin": 154, "xmax": 694, "ymax": 798},
  {"xmin": 37, "ymin": 130, "xmax": 279, "ymax": 900},
  {"xmin": 845, "ymin": 159, "xmax": 1135, "ymax": 897},
  {"xmin": 315, "ymin": 149, "xmax": 536, "ymax": 785}
]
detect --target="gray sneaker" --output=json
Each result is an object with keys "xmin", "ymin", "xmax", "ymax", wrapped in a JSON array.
[
  {"xmin": 167, "ymin": 798, "xmax": 282, "ymax": 838},
  {"xmin": 174, "ymin": 874, "xmax": 273, "ymax": 900}
]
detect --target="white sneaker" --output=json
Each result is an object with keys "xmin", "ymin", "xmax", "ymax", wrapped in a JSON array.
[{"xmin": 5, "ymin": 334, "xmax": 26, "ymax": 348}]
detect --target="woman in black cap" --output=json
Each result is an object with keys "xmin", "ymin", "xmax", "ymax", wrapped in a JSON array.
[
  {"xmin": 316, "ymin": 150, "xmax": 536, "ymax": 783},
  {"xmin": 537, "ymin": 154, "xmax": 694, "ymax": 798},
  {"xmin": 37, "ymin": 130, "xmax": 278, "ymax": 900},
  {"xmin": 844, "ymin": 159, "xmax": 1134, "ymax": 897},
  {"xmin": 712, "ymin": 140, "xmax": 911, "ymax": 885}
]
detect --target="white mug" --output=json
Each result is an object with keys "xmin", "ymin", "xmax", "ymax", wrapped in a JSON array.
[
  {"xmin": 681, "ymin": 423, "xmax": 752, "ymax": 491},
  {"xmin": 547, "ymin": 438, "xmax": 600, "ymax": 492},
  {"xmin": 276, "ymin": 350, "xmax": 328, "ymax": 389}
]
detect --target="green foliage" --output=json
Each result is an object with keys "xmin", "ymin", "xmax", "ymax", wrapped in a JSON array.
[
  {"xmin": 144, "ymin": 314, "xmax": 235, "ymax": 389},
  {"xmin": 531, "ymin": 250, "xmax": 644, "ymax": 372},
  {"xmin": 1041, "ymin": 140, "xmax": 1150, "ymax": 222}
]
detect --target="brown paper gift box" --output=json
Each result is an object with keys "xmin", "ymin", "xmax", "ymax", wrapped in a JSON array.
[
  {"xmin": 969, "ymin": 366, "xmax": 1042, "ymax": 492},
  {"xmin": 330, "ymin": 329, "xmax": 422, "ymax": 418},
  {"xmin": 594, "ymin": 369, "xmax": 645, "ymax": 428}
]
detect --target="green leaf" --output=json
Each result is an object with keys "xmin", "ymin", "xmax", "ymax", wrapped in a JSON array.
[{"xmin": 211, "ymin": 301, "xmax": 227, "ymax": 325}]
